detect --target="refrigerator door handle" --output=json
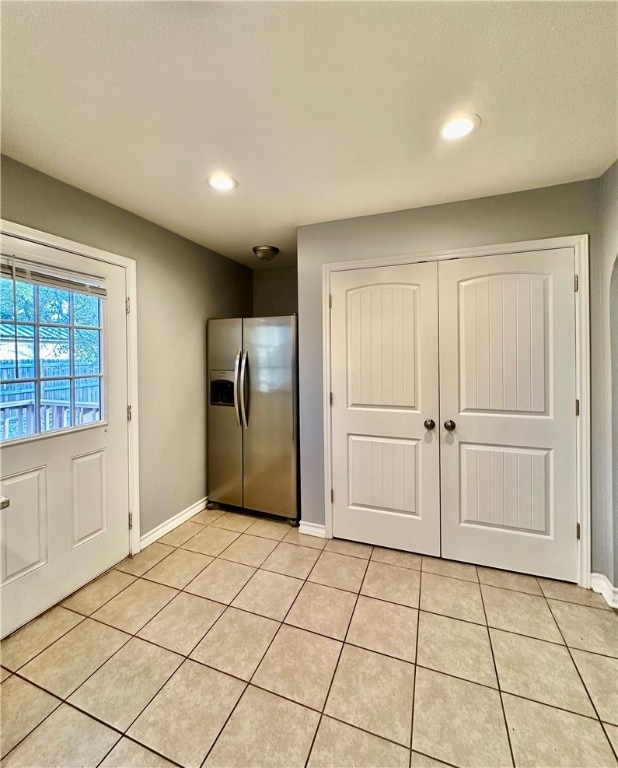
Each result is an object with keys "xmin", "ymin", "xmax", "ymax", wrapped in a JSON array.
[
  {"xmin": 239, "ymin": 350, "xmax": 249, "ymax": 429},
  {"xmin": 233, "ymin": 349, "xmax": 242, "ymax": 427}
]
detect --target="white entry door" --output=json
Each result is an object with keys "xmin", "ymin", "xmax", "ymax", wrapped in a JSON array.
[
  {"xmin": 330, "ymin": 263, "xmax": 441, "ymax": 555},
  {"xmin": 439, "ymin": 249, "xmax": 577, "ymax": 580},
  {"xmin": 1, "ymin": 236, "xmax": 131, "ymax": 637}
]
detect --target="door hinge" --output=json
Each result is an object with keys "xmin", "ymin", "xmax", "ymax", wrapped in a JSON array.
[
  {"xmin": 330, "ymin": 488, "xmax": 334, "ymax": 503},
  {"xmin": 127, "ymin": 405, "xmax": 132, "ymax": 421},
  {"xmin": 329, "ymin": 392, "xmax": 333, "ymax": 406},
  {"xmin": 574, "ymin": 275, "xmax": 579, "ymax": 292},
  {"xmin": 129, "ymin": 512, "xmax": 133, "ymax": 530},
  {"xmin": 126, "ymin": 297, "xmax": 131, "ymax": 313},
  {"xmin": 329, "ymin": 294, "xmax": 332, "ymax": 309},
  {"xmin": 576, "ymin": 399, "xmax": 580, "ymax": 416},
  {"xmin": 576, "ymin": 522, "xmax": 581, "ymax": 540}
]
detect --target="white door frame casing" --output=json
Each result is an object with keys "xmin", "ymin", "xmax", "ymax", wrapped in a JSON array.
[
  {"xmin": 1, "ymin": 219, "xmax": 141, "ymax": 555},
  {"xmin": 322, "ymin": 235, "xmax": 591, "ymax": 587}
]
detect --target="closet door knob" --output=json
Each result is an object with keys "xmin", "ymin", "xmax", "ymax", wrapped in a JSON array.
[
  {"xmin": 444, "ymin": 419, "xmax": 456, "ymax": 432},
  {"xmin": 423, "ymin": 419, "xmax": 436, "ymax": 430}
]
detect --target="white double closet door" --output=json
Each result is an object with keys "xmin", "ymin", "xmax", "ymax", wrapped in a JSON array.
[{"xmin": 330, "ymin": 248, "xmax": 578, "ymax": 581}]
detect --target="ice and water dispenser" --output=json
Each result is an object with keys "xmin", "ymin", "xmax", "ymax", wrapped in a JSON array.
[{"xmin": 210, "ymin": 371, "xmax": 235, "ymax": 407}]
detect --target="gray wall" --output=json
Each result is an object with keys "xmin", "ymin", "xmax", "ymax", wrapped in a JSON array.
[
  {"xmin": 1, "ymin": 155, "xmax": 253, "ymax": 537},
  {"xmin": 597, "ymin": 162, "xmax": 618, "ymax": 584},
  {"xmin": 296, "ymin": 178, "xmax": 614, "ymax": 577},
  {"xmin": 253, "ymin": 266, "xmax": 298, "ymax": 317}
]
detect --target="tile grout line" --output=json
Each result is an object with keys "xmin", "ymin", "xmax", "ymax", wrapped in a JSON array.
[
  {"xmin": 4, "ymin": 656, "xmax": 200, "ymax": 768},
  {"xmin": 197, "ymin": 527, "xmax": 344, "ymax": 767},
  {"xmin": 4, "ymin": 518, "xmax": 616, "ymax": 765},
  {"xmin": 478, "ymin": 567, "xmax": 517, "ymax": 768},
  {"xmin": 78, "ymin": 582, "xmax": 180, "ymax": 638},
  {"xmin": 4, "ymin": 623, "xmax": 180, "ymax": 764},
  {"xmin": 2, "ymin": 516, "xmax": 247, "ymax": 764},
  {"xmin": 8, "ymin": 642, "xmax": 612, "ymax": 760},
  {"xmin": 85, "ymin": 515, "xmax": 255, "ymax": 647},
  {"xmin": 116, "ymin": 656, "xmax": 231, "ymax": 765},
  {"xmin": 40, "ymin": 585, "xmax": 618, "ymax": 732},
  {"xmin": 603, "ymin": 723, "xmax": 618, "ymax": 763},
  {"xmin": 0, "ymin": 684, "xmax": 65, "ymax": 762},
  {"xmin": 3, "ymin": 516, "xmax": 603, "ymax": 647},
  {"xmin": 303, "ymin": 545, "xmax": 373, "ymax": 768},
  {"xmin": 185, "ymin": 576, "xmax": 617, "ymax": 659},
  {"xmin": 411, "ymin": 751, "xmax": 459, "ymax": 768},
  {"xmin": 7, "ymin": 566, "xmax": 615, "ymax": 758},
  {"xmin": 1, "ymin": 517, "xmax": 305, "ymax": 765},
  {"xmin": 0, "ymin": 562, "xmax": 151, "ymax": 673},
  {"xmin": 7, "ymin": 562, "xmax": 616, "ymax": 758},
  {"xmin": 408, "ymin": 564, "xmax": 423, "ymax": 767},
  {"xmin": 1, "ymin": 609, "xmax": 88, "ymax": 675},
  {"xmin": 103, "ymin": 521, "xmax": 293, "ymax": 765},
  {"xmin": 138, "ymin": 543, "xmax": 217, "ymax": 586},
  {"xmin": 150, "ymin": 520, "xmax": 209, "ymax": 551},
  {"xmin": 96, "ymin": 734, "xmax": 185, "ymax": 768},
  {"xmin": 3, "ymin": 515, "xmax": 606, "ymax": 642},
  {"xmin": 121, "ymin": 520, "xmax": 208, "ymax": 573},
  {"xmin": 179, "ymin": 541, "xmax": 416, "ymax": 718},
  {"xmin": 95, "ymin": 518, "xmax": 270, "ymax": 767},
  {"xmin": 183, "ymin": 636, "xmax": 613, "ymax": 728},
  {"xmin": 3, "ymin": 669, "xmax": 130, "ymax": 766},
  {"xmin": 544, "ymin": 597, "xmax": 618, "ymax": 761}
]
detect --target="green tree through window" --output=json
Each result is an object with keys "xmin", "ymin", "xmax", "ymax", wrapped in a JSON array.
[{"xmin": 1, "ymin": 277, "xmax": 103, "ymax": 441}]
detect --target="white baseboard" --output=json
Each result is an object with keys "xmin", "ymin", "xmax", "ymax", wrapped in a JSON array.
[
  {"xmin": 140, "ymin": 497, "xmax": 208, "ymax": 549},
  {"xmin": 590, "ymin": 572, "xmax": 618, "ymax": 609},
  {"xmin": 299, "ymin": 521, "xmax": 328, "ymax": 539}
]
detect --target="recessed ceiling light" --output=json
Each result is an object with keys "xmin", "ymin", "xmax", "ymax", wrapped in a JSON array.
[
  {"xmin": 440, "ymin": 114, "xmax": 481, "ymax": 140},
  {"xmin": 207, "ymin": 173, "xmax": 238, "ymax": 191}
]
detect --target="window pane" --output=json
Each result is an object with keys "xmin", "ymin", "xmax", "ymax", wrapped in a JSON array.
[
  {"xmin": 74, "ymin": 377, "xmax": 102, "ymax": 424},
  {"xmin": 40, "ymin": 379, "xmax": 71, "ymax": 432},
  {"xmin": 39, "ymin": 327, "xmax": 70, "ymax": 378},
  {"xmin": 74, "ymin": 329, "xmax": 101, "ymax": 374},
  {"xmin": 0, "ymin": 277, "xmax": 13, "ymax": 321},
  {"xmin": 17, "ymin": 281, "xmax": 36, "ymax": 322},
  {"xmin": 1, "ymin": 279, "xmax": 36, "ymax": 323},
  {"xmin": 0, "ymin": 381, "xmax": 36, "ymax": 441},
  {"xmin": 74, "ymin": 294, "xmax": 100, "ymax": 327},
  {"xmin": 39, "ymin": 285, "xmax": 70, "ymax": 324},
  {"xmin": 0, "ymin": 324, "xmax": 36, "ymax": 379}
]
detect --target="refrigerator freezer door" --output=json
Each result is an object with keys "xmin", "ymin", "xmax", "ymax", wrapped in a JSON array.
[
  {"xmin": 242, "ymin": 316, "xmax": 297, "ymax": 518},
  {"xmin": 207, "ymin": 318, "xmax": 243, "ymax": 506}
]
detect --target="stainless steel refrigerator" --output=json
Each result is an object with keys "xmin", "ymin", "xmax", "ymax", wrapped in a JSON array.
[{"xmin": 207, "ymin": 315, "xmax": 298, "ymax": 519}]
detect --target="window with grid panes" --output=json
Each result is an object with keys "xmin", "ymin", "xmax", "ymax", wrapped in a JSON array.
[{"xmin": 0, "ymin": 259, "xmax": 105, "ymax": 442}]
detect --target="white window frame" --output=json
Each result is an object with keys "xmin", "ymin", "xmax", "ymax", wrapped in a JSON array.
[
  {"xmin": 322, "ymin": 235, "xmax": 591, "ymax": 587},
  {"xmin": 1, "ymin": 220, "xmax": 141, "ymax": 555},
  {"xmin": 1, "ymin": 277, "xmax": 106, "ymax": 443}
]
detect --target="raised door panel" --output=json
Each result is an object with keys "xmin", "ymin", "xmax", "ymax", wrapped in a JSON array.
[
  {"xmin": 72, "ymin": 450, "xmax": 106, "ymax": 546},
  {"xmin": 348, "ymin": 435, "xmax": 418, "ymax": 516},
  {"xmin": 347, "ymin": 285, "xmax": 418, "ymax": 409},
  {"xmin": 460, "ymin": 444, "xmax": 550, "ymax": 535},
  {"xmin": 1, "ymin": 467, "xmax": 47, "ymax": 584},
  {"xmin": 460, "ymin": 275, "xmax": 548, "ymax": 414}
]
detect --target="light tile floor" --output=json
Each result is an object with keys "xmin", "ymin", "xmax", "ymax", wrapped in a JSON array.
[{"xmin": 2, "ymin": 508, "xmax": 617, "ymax": 768}]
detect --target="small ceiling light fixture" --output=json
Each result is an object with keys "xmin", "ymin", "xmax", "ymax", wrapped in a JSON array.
[
  {"xmin": 253, "ymin": 245, "xmax": 279, "ymax": 263},
  {"xmin": 207, "ymin": 173, "xmax": 238, "ymax": 191},
  {"xmin": 440, "ymin": 114, "xmax": 481, "ymax": 140}
]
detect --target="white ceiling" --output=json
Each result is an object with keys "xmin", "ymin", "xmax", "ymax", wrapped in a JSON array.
[{"xmin": 2, "ymin": 2, "xmax": 616, "ymax": 269}]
